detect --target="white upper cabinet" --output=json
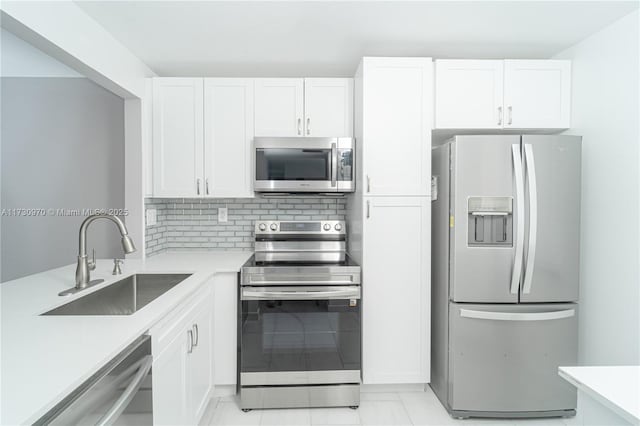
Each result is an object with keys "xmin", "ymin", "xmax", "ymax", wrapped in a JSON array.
[
  {"xmin": 254, "ymin": 78, "xmax": 353, "ymax": 137},
  {"xmin": 204, "ymin": 79, "xmax": 254, "ymax": 198},
  {"xmin": 152, "ymin": 78, "xmax": 204, "ymax": 197},
  {"xmin": 435, "ymin": 59, "xmax": 571, "ymax": 130},
  {"xmin": 151, "ymin": 76, "xmax": 354, "ymax": 197},
  {"xmin": 360, "ymin": 57, "xmax": 432, "ymax": 196},
  {"xmin": 503, "ymin": 60, "xmax": 571, "ymax": 129},
  {"xmin": 304, "ymin": 78, "xmax": 353, "ymax": 137},
  {"xmin": 254, "ymin": 78, "xmax": 304, "ymax": 136},
  {"xmin": 435, "ymin": 60, "xmax": 504, "ymax": 129}
]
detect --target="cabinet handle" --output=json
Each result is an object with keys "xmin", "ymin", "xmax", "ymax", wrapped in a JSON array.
[
  {"xmin": 192, "ymin": 324, "xmax": 199, "ymax": 347},
  {"xmin": 187, "ymin": 329, "xmax": 194, "ymax": 353},
  {"xmin": 205, "ymin": 179, "xmax": 209, "ymax": 195},
  {"xmin": 366, "ymin": 200, "xmax": 371, "ymax": 219},
  {"xmin": 508, "ymin": 106, "xmax": 513, "ymax": 125},
  {"xmin": 366, "ymin": 175, "xmax": 371, "ymax": 193},
  {"xmin": 196, "ymin": 179, "xmax": 201, "ymax": 195},
  {"xmin": 306, "ymin": 118, "xmax": 311, "ymax": 135},
  {"xmin": 497, "ymin": 106, "xmax": 503, "ymax": 126},
  {"xmin": 297, "ymin": 118, "xmax": 301, "ymax": 135}
]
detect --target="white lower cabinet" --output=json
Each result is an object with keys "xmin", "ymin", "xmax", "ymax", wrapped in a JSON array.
[
  {"xmin": 187, "ymin": 300, "xmax": 214, "ymax": 422},
  {"xmin": 151, "ymin": 284, "xmax": 214, "ymax": 425},
  {"xmin": 361, "ymin": 197, "xmax": 431, "ymax": 384},
  {"xmin": 153, "ymin": 331, "xmax": 188, "ymax": 425}
]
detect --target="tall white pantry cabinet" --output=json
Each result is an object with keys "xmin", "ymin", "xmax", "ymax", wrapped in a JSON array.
[{"xmin": 349, "ymin": 57, "xmax": 432, "ymax": 385}]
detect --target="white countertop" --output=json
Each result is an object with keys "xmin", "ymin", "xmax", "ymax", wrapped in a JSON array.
[
  {"xmin": 0, "ymin": 251, "xmax": 251, "ymax": 425},
  {"xmin": 559, "ymin": 365, "xmax": 640, "ymax": 424}
]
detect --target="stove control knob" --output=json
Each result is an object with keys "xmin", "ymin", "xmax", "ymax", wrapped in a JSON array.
[
  {"xmin": 258, "ymin": 223, "xmax": 267, "ymax": 231},
  {"xmin": 270, "ymin": 223, "xmax": 278, "ymax": 231},
  {"xmin": 323, "ymin": 223, "xmax": 331, "ymax": 231},
  {"xmin": 334, "ymin": 223, "xmax": 343, "ymax": 231}
]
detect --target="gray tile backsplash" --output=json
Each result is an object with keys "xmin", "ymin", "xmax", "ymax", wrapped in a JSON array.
[{"xmin": 145, "ymin": 197, "xmax": 346, "ymax": 256}]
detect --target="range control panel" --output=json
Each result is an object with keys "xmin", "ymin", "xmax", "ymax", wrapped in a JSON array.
[{"xmin": 255, "ymin": 220, "xmax": 345, "ymax": 235}]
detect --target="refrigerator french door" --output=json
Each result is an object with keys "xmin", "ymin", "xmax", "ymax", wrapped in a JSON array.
[{"xmin": 431, "ymin": 135, "xmax": 581, "ymax": 419}]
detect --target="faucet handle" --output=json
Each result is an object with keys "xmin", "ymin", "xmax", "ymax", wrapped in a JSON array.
[
  {"xmin": 88, "ymin": 249, "xmax": 97, "ymax": 271},
  {"xmin": 112, "ymin": 258, "xmax": 123, "ymax": 275}
]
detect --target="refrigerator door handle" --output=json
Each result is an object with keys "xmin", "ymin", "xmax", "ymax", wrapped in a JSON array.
[
  {"xmin": 510, "ymin": 144, "xmax": 525, "ymax": 294},
  {"xmin": 460, "ymin": 308, "xmax": 575, "ymax": 322},
  {"xmin": 523, "ymin": 144, "xmax": 538, "ymax": 294}
]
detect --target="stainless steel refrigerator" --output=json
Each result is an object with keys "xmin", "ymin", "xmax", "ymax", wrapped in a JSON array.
[{"xmin": 431, "ymin": 135, "xmax": 581, "ymax": 419}]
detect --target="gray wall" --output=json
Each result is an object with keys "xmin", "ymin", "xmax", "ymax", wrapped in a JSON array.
[
  {"xmin": 1, "ymin": 77, "xmax": 124, "ymax": 282},
  {"xmin": 145, "ymin": 197, "xmax": 346, "ymax": 255}
]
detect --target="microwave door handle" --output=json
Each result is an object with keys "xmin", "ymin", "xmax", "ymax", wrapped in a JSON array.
[
  {"xmin": 331, "ymin": 142, "xmax": 338, "ymax": 188},
  {"xmin": 95, "ymin": 355, "xmax": 153, "ymax": 426}
]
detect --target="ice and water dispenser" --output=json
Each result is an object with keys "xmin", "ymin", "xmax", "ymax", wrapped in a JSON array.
[{"xmin": 467, "ymin": 197, "xmax": 513, "ymax": 247}]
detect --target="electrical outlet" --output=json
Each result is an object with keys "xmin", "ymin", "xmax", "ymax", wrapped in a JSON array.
[
  {"xmin": 146, "ymin": 209, "xmax": 157, "ymax": 226},
  {"xmin": 218, "ymin": 207, "xmax": 228, "ymax": 223}
]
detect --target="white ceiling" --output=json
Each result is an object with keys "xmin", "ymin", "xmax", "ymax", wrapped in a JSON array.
[{"xmin": 76, "ymin": 1, "xmax": 639, "ymax": 77}]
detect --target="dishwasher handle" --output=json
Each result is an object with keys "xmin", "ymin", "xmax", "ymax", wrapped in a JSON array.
[{"xmin": 95, "ymin": 355, "xmax": 153, "ymax": 426}]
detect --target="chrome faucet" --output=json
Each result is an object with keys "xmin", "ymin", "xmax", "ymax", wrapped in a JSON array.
[{"xmin": 59, "ymin": 214, "xmax": 136, "ymax": 296}]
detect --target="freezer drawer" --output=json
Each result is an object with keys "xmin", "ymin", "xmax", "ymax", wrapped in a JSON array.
[{"xmin": 449, "ymin": 303, "xmax": 577, "ymax": 415}]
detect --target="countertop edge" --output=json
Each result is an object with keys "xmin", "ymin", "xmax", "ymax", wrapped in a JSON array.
[
  {"xmin": 558, "ymin": 367, "xmax": 640, "ymax": 425},
  {"xmin": 23, "ymin": 271, "xmax": 217, "ymax": 425},
  {"xmin": 3, "ymin": 251, "xmax": 251, "ymax": 425}
]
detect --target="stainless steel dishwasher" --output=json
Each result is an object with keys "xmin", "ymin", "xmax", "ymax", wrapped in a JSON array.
[{"xmin": 35, "ymin": 335, "xmax": 153, "ymax": 426}]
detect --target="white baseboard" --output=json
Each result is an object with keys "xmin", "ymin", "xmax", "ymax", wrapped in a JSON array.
[
  {"xmin": 213, "ymin": 384, "xmax": 237, "ymax": 398},
  {"xmin": 211, "ymin": 383, "xmax": 429, "ymax": 400},
  {"xmin": 361, "ymin": 383, "xmax": 429, "ymax": 393}
]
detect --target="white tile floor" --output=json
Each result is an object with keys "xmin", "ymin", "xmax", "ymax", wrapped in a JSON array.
[{"xmin": 203, "ymin": 388, "xmax": 576, "ymax": 426}]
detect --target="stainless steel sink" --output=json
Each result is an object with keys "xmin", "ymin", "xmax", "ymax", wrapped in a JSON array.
[{"xmin": 42, "ymin": 273, "xmax": 192, "ymax": 316}]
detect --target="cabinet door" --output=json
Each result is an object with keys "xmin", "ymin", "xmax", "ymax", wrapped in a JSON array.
[
  {"xmin": 152, "ymin": 78, "xmax": 204, "ymax": 197},
  {"xmin": 204, "ymin": 79, "xmax": 254, "ymax": 198},
  {"xmin": 153, "ymin": 331, "xmax": 189, "ymax": 425},
  {"xmin": 503, "ymin": 60, "xmax": 571, "ymax": 129},
  {"xmin": 362, "ymin": 58, "xmax": 432, "ymax": 196},
  {"xmin": 304, "ymin": 78, "xmax": 353, "ymax": 137},
  {"xmin": 362, "ymin": 197, "xmax": 430, "ymax": 384},
  {"xmin": 213, "ymin": 273, "xmax": 237, "ymax": 385},
  {"xmin": 187, "ymin": 300, "xmax": 214, "ymax": 424},
  {"xmin": 254, "ymin": 78, "xmax": 303, "ymax": 136},
  {"xmin": 435, "ymin": 60, "xmax": 504, "ymax": 129}
]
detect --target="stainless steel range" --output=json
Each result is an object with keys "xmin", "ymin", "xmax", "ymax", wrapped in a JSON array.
[{"xmin": 239, "ymin": 220, "xmax": 361, "ymax": 411}]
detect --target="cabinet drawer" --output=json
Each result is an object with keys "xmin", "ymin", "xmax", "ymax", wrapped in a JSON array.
[{"xmin": 151, "ymin": 284, "xmax": 213, "ymax": 357}]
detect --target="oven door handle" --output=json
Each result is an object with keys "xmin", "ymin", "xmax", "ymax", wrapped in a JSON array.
[
  {"xmin": 245, "ymin": 274, "xmax": 359, "ymax": 285},
  {"xmin": 247, "ymin": 278, "xmax": 357, "ymax": 286},
  {"xmin": 242, "ymin": 287, "xmax": 360, "ymax": 300}
]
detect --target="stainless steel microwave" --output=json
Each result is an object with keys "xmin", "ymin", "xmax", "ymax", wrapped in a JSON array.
[{"xmin": 254, "ymin": 137, "xmax": 355, "ymax": 193}]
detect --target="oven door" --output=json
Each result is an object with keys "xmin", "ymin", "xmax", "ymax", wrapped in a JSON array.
[
  {"xmin": 254, "ymin": 137, "xmax": 354, "ymax": 193},
  {"xmin": 239, "ymin": 286, "xmax": 361, "ymax": 386}
]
